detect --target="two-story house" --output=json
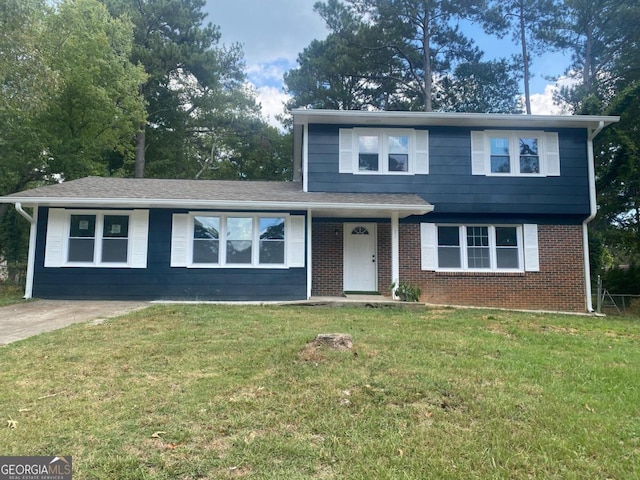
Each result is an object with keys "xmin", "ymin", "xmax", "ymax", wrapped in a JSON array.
[{"xmin": 0, "ymin": 109, "xmax": 618, "ymax": 312}]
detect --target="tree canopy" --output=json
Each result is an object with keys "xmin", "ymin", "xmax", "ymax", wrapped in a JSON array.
[{"xmin": 285, "ymin": 0, "xmax": 523, "ymax": 113}]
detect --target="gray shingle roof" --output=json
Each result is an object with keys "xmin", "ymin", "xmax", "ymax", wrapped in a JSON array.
[{"xmin": 1, "ymin": 177, "xmax": 432, "ymax": 217}]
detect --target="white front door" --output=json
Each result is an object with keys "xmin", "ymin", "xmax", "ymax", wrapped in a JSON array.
[{"xmin": 343, "ymin": 223, "xmax": 377, "ymax": 292}]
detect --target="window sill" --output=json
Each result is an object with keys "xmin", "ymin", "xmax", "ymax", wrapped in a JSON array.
[
  {"xmin": 351, "ymin": 171, "xmax": 415, "ymax": 176},
  {"xmin": 59, "ymin": 263, "xmax": 132, "ymax": 268},
  {"xmin": 435, "ymin": 270, "xmax": 526, "ymax": 277},
  {"xmin": 184, "ymin": 264, "xmax": 290, "ymax": 269}
]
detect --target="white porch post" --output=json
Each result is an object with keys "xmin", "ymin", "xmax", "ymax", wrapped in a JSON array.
[
  {"xmin": 391, "ymin": 212, "xmax": 399, "ymax": 299},
  {"xmin": 306, "ymin": 209, "xmax": 313, "ymax": 299}
]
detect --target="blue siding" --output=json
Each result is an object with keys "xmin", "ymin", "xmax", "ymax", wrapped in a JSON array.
[
  {"xmin": 32, "ymin": 208, "xmax": 307, "ymax": 301},
  {"xmin": 306, "ymin": 124, "xmax": 591, "ymax": 217}
]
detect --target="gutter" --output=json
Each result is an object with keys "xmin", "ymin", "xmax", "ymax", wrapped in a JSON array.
[
  {"xmin": 15, "ymin": 202, "xmax": 34, "ymax": 223},
  {"xmin": 14, "ymin": 203, "xmax": 38, "ymax": 299},
  {"xmin": 2, "ymin": 197, "xmax": 433, "ymax": 216},
  {"xmin": 583, "ymin": 121, "xmax": 605, "ymax": 312}
]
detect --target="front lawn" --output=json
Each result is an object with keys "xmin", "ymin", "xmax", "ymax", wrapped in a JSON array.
[{"xmin": 1, "ymin": 305, "xmax": 638, "ymax": 479}]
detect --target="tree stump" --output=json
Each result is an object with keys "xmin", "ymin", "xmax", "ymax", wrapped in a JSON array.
[{"xmin": 311, "ymin": 333, "xmax": 353, "ymax": 350}]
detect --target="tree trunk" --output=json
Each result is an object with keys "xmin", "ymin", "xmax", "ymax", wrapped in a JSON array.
[
  {"xmin": 134, "ymin": 125, "xmax": 145, "ymax": 178},
  {"xmin": 423, "ymin": 13, "xmax": 432, "ymax": 112},
  {"xmin": 520, "ymin": 10, "xmax": 532, "ymax": 114},
  {"xmin": 583, "ymin": 28, "xmax": 593, "ymax": 92}
]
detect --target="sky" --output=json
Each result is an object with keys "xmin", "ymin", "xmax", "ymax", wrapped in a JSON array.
[{"xmin": 204, "ymin": 0, "xmax": 572, "ymax": 126}]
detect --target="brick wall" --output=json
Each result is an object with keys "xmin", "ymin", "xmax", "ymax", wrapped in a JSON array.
[
  {"xmin": 398, "ymin": 223, "xmax": 587, "ymax": 312},
  {"xmin": 311, "ymin": 222, "xmax": 344, "ymax": 296},
  {"xmin": 312, "ymin": 222, "xmax": 393, "ymax": 297},
  {"xmin": 312, "ymin": 222, "xmax": 587, "ymax": 312}
]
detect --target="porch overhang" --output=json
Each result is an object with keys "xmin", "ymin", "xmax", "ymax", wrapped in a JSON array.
[
  {"xmin": 305, "ymin": 203, "xmax": 432, "ymax": 219},
  {"xmin": 0, "ymin": 177, "xmax": 433, "ymax": 219}
]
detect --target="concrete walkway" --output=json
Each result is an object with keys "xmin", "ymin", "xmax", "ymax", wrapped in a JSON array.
[
  {"xmin": 0, "ymin": 300, "xmax": 150, "ymax": 346},
  {"xmin": 0, "ymin": 295, "xmax": 407, "ymax": 346}
]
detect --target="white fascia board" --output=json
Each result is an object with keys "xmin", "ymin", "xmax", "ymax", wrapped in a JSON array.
[
  {"xmin": 2, "ymin": 197, "xmax": 433, "ymax": 216},
  {"xmin": 291, "ymin": 108, "xmax": 620, "ymax": 130}
]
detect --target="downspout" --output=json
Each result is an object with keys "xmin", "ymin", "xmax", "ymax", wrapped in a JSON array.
[
  {"xmin": 306, "ymin": 209, "xmax": 313, "ymax": 299},
  {"xmin": 583, "ymin": 121, "xmax": 605, "ymax": 312},
  {"xmin": 14, "ymin": 203, "xmax": 38, "ymax": 299}
]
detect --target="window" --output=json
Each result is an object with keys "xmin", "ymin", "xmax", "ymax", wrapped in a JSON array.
[
  {"xmin": 472, "ymin": 130, "xmax": 560, "ymax": 177},
  {"xmin": 259, "ymin": 218, "xmax": 285, "ymax": 264},
  {"xmin": 44, "ymin": 209, "xmax": 149, "ymax": 268},
  {"xmin": 339, "ymin": 128, "xmax": 429, "ymax": 175},
  {"xmin": 67, "ymin": 213, "xmax": 130, "ymax": 264},
  {"xmin": 421, "ymin": 223, "xmax": 539, "ymax": 272},
  {"xmin": 436, "ymin": 225, "xmax": 522, "ymax": 271},
  {"xmin": 227, "ymin": 217, "xmax": 253, "ymax": 264},
  {"xmin": 172, "ymin": 213, "xmax": 302, "ymax": 268},
  {"xmin": 193, "ymin": 216, "xmax": 220, "ymax": 264}
]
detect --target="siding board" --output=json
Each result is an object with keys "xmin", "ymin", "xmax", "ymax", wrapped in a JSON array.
[
  {"xmin": 33, "ymin": 208, "xmax": 307, "ymax": 301},
  {"xmin": 306, "ymin": 124, "xmax": 591, "ymax": 217}
]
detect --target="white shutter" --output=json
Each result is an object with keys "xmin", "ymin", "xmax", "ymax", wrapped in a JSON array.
[
  {"xmin": 471, "ymin": 131, "xmax": 487, "ymax": 175},
  {"xmin": 544, "ymin": 132, "xmax": 560, "ymax": 176},
  {"xmin": 420, "ymin": 223, "xmax": 437, "ymax": 270},
  {"xmin": 129, "ymin": 210, "xmax": 149, "ymax": 268},
  {"xmin": 288, "ymin": 215, "xmax": 306, "ymax": 268},
  {"xmin": 523, "ymin": 224, "xmax": 540, "ymax": 272},
  {"xmin": 44, "ymin": 208, "xmax": 66, "ymax": 267},
  {"xmin": 170, "ymin": 214, "xmax": 189, "ymax": 267},
  {"xmin": 339, "ymin": 129, "xmax": 354, "ymax": 173},
  {"xmin": 414, "ymin": 130, "xmax": 429, "ymax": 174}
]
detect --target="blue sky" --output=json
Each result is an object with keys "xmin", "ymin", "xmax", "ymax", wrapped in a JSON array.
[{"xmin": 203, "ymin": 0, "xmax": 572, "ymax": 123}]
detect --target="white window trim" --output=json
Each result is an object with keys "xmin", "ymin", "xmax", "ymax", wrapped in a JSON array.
[
  {"xmin": 44, "ymin": 208, "xmax": 149, "ymax": 268},
  {"xmin": 471, "ymin": 130, "xmax": 560, "ymax": 177},
  {"xmin": 171, "ymin": 212, "xmax": 305, "ymax": 269},
  {"xmin": 339, "ymin": 128, "xmax": 429, "ymax": 175},
  {"xmin": 421, "ymin": 223, "xmax": 541, "ymax": 273}
]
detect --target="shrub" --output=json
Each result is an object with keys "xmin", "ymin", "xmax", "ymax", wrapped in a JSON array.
[{"xmin": 390, "ymin": 281, "xmax": 422, "ymax": 302}]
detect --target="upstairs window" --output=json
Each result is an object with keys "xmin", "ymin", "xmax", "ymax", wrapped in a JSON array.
[
  {"xmin": 472, "ymin": 130, "xmax": 560, "ymax": 177},
  {"xmin": 340, "ymin": 128, "xmax": 429, "ymax": 175}
]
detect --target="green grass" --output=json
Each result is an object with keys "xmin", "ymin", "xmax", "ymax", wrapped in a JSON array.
[
  {"xmin": 1, "ymin": 305, "xmax": 639, "ymax": 479},
  {"xmin": 0, "ymin": 283, "xmax": 25, "ymax": 306}
]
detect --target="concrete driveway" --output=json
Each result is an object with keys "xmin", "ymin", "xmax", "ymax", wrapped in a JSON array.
[{"xmin": 0, "ymin": 300, "xmax": 150, "ymax": 345}]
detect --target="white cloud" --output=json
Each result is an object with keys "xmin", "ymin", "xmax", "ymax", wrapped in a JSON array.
[
  {"xmin": 205, "ymin": 0, "xmax": 327, "ymax": 66},
  {"xmin": 255, "ymin": 85, "xmax": 289, "ymax": 128},
  {"xmin": 529, "ymin": 76, "xmax": 579, "ymax": 115},
  {"xmin": 246, "ymin": 60, "xmax": 292, "ymax": 89}
]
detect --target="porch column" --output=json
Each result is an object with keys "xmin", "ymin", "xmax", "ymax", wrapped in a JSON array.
[
  {"xmin": 391, "ymin": 212, "xmax": 399, "ymax": 299},
  {"xmin": 306, "ymin": 209, "xmax": 313, "ymax": 299}
]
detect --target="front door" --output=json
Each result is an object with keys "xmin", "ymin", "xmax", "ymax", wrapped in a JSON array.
[{"xmin": 343, "ymin": 223, "xmax": 377, "ymax": 292}]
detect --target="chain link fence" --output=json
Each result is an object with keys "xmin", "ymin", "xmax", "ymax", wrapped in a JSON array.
[{"xmin": 594, "ymin": 275, "xmax": 640, "ymax": 317}]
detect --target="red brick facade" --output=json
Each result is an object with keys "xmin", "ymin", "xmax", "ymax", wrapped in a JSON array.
[{"xmin": 312, "ymin": 221, "xmax": 588, "ymax": 312}]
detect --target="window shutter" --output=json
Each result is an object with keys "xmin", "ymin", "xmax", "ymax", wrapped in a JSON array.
[
  {"xmin": 470, "ymin": 131, "xmax": 486, "ymax": 175},
  {"xmin": 288, "ymin": 215, "xmax": 306, "ymax": 268},
  {"xmin": 414, "ymin": 130, "xmax": 429, "ymax": 174},
  {"xmin": 544, "ymin": 132, "xmax": 560, "ymax": 176},
  {"xmin": 339, "ymin": 129, "xmax": 353, "ymax": 173},
  {"xmin": 170, "ymin": 214, "xmax": 189, "ymax": 267},
  {"xmin": 44, "ymin": 208, "xmax": 66, "ymax": 267},
  {"xmin": 129, "ymin": 210, "xmax": 149, "ymax": 268},
  {"xmin": 420, "ymin": 223, "xmax": 437, "ymax": 270},
  {"xmin": 523, "ymin": 224, "xmax": 540, "ymax": 272}
]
